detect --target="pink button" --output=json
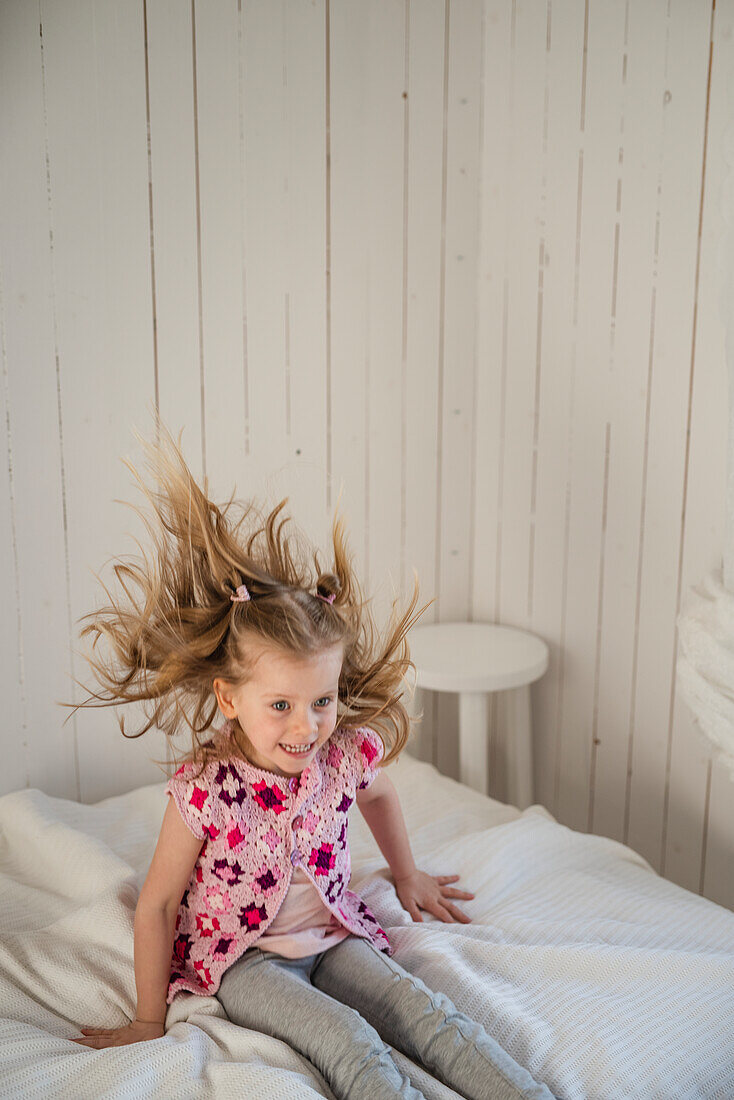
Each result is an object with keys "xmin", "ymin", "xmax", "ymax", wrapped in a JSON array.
[
  {"xmin": 290, "ymin": 849, "xmax": 301, "ymax": 866},
  {"xmin": 292, "ymin": 815, "xmax": 303, "ymax": 831}
]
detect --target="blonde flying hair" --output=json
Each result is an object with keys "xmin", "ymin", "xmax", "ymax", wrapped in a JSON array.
[{"xmin": 68, "ymin": 423, "xmax": 430, "ymax": 778}]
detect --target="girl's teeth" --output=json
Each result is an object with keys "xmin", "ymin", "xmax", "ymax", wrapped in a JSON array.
[{"xmin": 281, "ymin": 743, "xmax": 313, "ymax": 754}]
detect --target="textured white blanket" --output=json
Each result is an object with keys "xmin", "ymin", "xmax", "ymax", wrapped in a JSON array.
[{"xmin": 1, "ymin": 751, "xmax": 732, "ymax": 1099}]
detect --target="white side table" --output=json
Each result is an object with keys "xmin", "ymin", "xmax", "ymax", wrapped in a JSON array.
[{"xmin": 408, "ymin": 622, "xmax": 549, "ymax": 807}]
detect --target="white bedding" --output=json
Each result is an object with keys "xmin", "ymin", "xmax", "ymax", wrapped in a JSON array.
[{"xmin": 1, "ymin": 751, "xmax": 732, "ymax": 1100}]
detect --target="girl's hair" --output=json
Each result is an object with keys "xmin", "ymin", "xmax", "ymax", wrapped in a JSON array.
[{"xmin": 66, "ymin": 422, "xmax": 430, "ymax": 778}]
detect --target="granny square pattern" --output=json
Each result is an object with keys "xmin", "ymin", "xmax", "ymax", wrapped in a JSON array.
[{"xmin": 164, "ymin": 723, "xmax": 391, "ymax": 1002}]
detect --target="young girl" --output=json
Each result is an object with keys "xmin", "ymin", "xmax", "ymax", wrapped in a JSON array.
[{"xmin": 69, "ymin": 425, "xmax": 553, "ymax": 1100}]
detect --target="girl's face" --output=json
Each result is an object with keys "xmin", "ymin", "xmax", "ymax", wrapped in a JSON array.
[{"xmin": 213, "ymin": 641, "xmax": 344, "ymax": 777}]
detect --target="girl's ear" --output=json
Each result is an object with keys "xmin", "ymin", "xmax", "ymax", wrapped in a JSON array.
[{"xmin": 213, "ymin": 678, "xmax": 238, "ymax": 719}]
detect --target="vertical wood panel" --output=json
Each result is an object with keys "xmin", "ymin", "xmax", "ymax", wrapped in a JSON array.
[
  {"xmin": 437, "ymin": 0, "xmax": 483, "ymax": 621},
  {"xmin": 196, "ymin": 0, "xmax": 249, "ymax": 493},
  {"xmin": 240, "ymin": 0, "xmax": 289, "ymax": 500},
  {"xmin": 556, "ymin": 1, "xmax": 627, "ymax": 831},
  {"xmin": 495, "ymin": 1, "xmax": 549, "ymax": 640},
  {"xmin": 330, "ymin": 0, "xmax": 371, "ymax": 587},
  {"xmin": 473, "ymin": 0, "xmax": 514, "ymax": 794},
  {"xmin": 329, "ymin": 0, "xmax": 409, "ymax": 626},
  {"xmin": 692, "ymin": 4, "xmax": 734, "ymax": 908},
  {"xmin": 0, "ymin": 0, "xmax": 77, "ymax": 797},
  {"xmin": 473, "ymin": 0, "xmax": 512, "ymax": 630},
  {"xmin": 39, "ymin": 0, "xmax": 160, "ymax": 801},
  {"xmin": 525, "ymin": 1, "xmax": 586, "ymax": 816},
  {"xmin": 0, "ymin": 310, "xmax": 24, "ymax": 794},
  {"xmin": 146, "ymin": 0, "xmax": 205, "ymax": 479},
  {"xmin": 434, "ymin": 0, "xmax": 484, "ymax": 779},
  {"xmin": 626, "ymin": 3, "xmax": 712, "ymax": 871},
  {"xmin": 589, "ymin": 2, "xmax": 675, "ymax": 846},
  {"xmin": 403, "ymin": 0, "xmax": 446, "ymax": 762},
  {"xmin": 486, "ymin": 1, "xmax": 559, "ymax": 799},
  {"xmin": 358, "ymin": 0, "xmax": 405, "ymax": 623},
  {"xmin": 668, "ymin": 0, "xmax": 732, "ymax": 902},
  {"xmin": 275, "ymin": 1, "xmax": 329, "ymax": 549}
]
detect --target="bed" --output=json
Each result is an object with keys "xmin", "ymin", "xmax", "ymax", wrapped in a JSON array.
[{"xmin": 1, "ymin": 749, "xmax": 732, "ymax": 1100}]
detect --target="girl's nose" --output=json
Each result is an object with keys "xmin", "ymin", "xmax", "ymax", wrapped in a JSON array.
[{"xmin": 290, "ymin": 711, "xmax": 318, "ymax": 740}]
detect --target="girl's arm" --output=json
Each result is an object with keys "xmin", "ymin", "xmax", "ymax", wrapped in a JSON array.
[
  {"xmin": 131, "ymin": 906, "xmax": 178, "ymax": 1029},
  {"xmin": 356, "ymin": 770, "xmax": 475, "ymax": 924},
  {"xmin": 72, "ymin": 799, "xmax": 204, "ymax": 1048}
]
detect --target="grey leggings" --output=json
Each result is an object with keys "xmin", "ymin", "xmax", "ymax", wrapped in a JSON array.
[{"xmin": 217, "ymin": 934, "xmax": 554, "ymax": 1100}]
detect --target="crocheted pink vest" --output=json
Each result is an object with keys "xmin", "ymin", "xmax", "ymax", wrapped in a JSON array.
[{"xmin": 164, "ymin": 723, "xmax": 392, "ymax": 1002}]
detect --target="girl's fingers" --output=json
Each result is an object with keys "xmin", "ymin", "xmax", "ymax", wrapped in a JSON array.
[
  {"xmin": 72, "ymin": 1027, "xmax": 128, "ymax": 1047},
  {"xmin": 431, "ymin": 901, "xmax": 458, "ymax": 923},
  {"xmin": 435, "ymin": 900, "xmax": 470, "ymax": 924},
  {"xmin": 436, "ymin": 874, "xmax": 475, "ymax": 896},
  {"xmin": 425, "ymin": 896, "xmax": 472, "ymax": 924}
]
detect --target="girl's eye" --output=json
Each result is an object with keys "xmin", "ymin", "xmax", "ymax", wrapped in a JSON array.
[
  {"xmin": 272, "ymin": 701, "xmax": 288, "ymax": 712},
  {"xmin": 316, "ymin": 697, "xmax": 333, "ymax": 708}
]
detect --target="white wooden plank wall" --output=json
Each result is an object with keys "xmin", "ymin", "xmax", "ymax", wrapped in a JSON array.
[{"xmin": 1, "ymin": 0, "xmax": 731, "ymax": 910}]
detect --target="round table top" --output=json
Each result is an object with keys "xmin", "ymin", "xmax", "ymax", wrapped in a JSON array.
[{"xmin": 408, "ymin": 621, "xmax": 549, "ymax": 692}]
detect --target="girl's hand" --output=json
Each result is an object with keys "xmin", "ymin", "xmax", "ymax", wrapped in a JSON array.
[
  {"xmin": 71, "ymin": 1019, "xmax": 165, "ymax": 1048},
  {"xmin": 394, "ymin": 870, "xmax": 475, "ymax": 924}
]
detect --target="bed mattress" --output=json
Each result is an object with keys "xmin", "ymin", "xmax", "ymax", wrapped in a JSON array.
[{"xmin": 1, "ymin": 751, "xmax": 732, "ymax": 1099}]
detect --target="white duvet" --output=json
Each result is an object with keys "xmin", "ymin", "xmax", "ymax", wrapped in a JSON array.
[{"xmin": 0, "ymin": 751, "xmax": 732, "ymax": 1100}]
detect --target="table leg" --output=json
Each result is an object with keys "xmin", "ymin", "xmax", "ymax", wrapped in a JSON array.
[
  {"xmin": 506, "ymin": 685, "xmax": 534, "ymax": 809},
  {"xmin": 457, "ymin": 691, "xmax": 490, "ymax": 796}
]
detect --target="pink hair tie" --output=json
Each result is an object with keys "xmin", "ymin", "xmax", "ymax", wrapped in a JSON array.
[
  {"xmin": 316, "ymin": 591, "xmax": 336, "ymax": 604},
  {"xmin": 230, "ymin": 584, "xmax": 251, "ymax": 602}
]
